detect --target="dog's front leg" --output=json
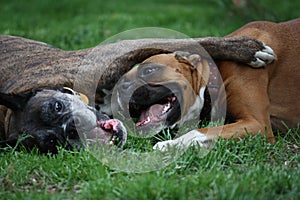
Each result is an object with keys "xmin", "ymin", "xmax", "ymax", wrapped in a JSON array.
[{"xmin": 153, "ymin": 117, "xmax": 274, "ymax": 151}]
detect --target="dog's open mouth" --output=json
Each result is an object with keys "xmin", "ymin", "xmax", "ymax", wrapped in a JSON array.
[
  {"xmin": 135, "ymin": 95, "xmax": 177, "ymax": 126},
  {"xmin": 128, "ymin": 85, "xmax": 181, "ymax": 134}
]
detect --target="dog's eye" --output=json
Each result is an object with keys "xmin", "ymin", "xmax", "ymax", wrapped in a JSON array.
[
  {"xmin": 141, "ymin": 66, "xmax": 159, "ymax": 76},
  {"xmin": 53, "ymin": 101, "xmax": 63, "ymax": 113}
]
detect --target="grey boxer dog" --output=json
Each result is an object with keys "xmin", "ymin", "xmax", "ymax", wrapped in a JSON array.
[
  {"xmin": 0, "ymin": 87, "xmax": 127, "ymax": 154},
  {"xmin": 0, "ymin": 35, "xmax": 273, "ymax": 153}
]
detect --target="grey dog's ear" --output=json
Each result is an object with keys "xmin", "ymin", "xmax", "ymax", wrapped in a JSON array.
[
  {"xmin": 174, "ymin": 51, "xmax": 202, "ymax": 69},
  {"xmin": 0, "ymin": 90, "xmax": 37, "ymax": 111}
]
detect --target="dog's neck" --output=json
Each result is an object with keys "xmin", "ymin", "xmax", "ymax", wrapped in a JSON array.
[
  {"xmin": 207, "ymin": 63, "xmax": 222, "ymax": 101},
  {"xmin": 200, "ymin": 63, "xmax": 222, "ymax": 120}
]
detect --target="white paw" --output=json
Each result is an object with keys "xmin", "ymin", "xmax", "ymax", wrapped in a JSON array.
[
  {"xmin": 190, "ymin": 132, "xmax": 209, "ymax": 148},
  {"xmin": 250, "ymin": 45, "xmax": 276, "ymax": 68},
  {"xmin": 153, "ymin": 130, "xmax": 208, "ymax": 152},
  {"xmin": 153, "ymin": 140, "xmax": 175, "ymax": 152}
]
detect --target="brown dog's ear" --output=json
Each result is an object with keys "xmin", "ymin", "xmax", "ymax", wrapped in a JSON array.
[
  {"xmin": 0, "ymin": 90, "xmax": 37, "ymax": 111},
  {"xmin": 174, "ymin": 51, "xmax": 210, "ymax": 89},
  {"xmin": 174, "ymin": 51, "xmax": 202, "ymax": 70}
]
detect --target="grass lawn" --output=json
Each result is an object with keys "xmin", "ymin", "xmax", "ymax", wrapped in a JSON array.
[{"xmin": 0, "ymin": 0, "xmax": 299, "ymax": 199}]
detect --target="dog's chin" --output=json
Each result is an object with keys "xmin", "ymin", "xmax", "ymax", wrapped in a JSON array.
[
  {"xmin": 86, "ymin": 126, "xmax": 115, "ymax": 146},
  {"xmin": 135, "ymin": 118, "xmax": 167, "ymax": 136}
]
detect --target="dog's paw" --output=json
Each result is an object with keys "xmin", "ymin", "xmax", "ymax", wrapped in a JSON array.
[
  {"xmin": 153, "ymin": 130, "xmax": 208, "ymax": 152},
  {"xmin": 153, "ymin": 140, "xmax": 176, "ymax": 152},
  {"xmin": 250, "ymin": 45, "xmax": 276, "ymax": 68}
]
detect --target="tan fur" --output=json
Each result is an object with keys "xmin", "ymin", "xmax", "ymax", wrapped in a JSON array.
[{"xmin": 214, "ymin": 19, "xmax": 299, "ymax": 141}]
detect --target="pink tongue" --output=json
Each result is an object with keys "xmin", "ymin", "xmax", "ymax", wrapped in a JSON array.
[
  {"xmin": 148, "ymin": 104, "xmax": 164, "ymax": 116},
  {"xmin": 137, "ymin": 104, "xmax": 164, "ymax": 126},
  {"xmin": 98, "ymin": 119, "xmax": 119, "ymax": 132}
]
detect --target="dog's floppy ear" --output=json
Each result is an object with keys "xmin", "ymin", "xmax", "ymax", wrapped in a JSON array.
[
  {"xmin": 174, "ymin": 51, "xmax": 203, "ymax": 70},
  {"xmin": 0, "ymin": 90, "xmax": 37, "ymax": 111},
  {"xmin": 174, "ymin": 51, "xmax": 210, "ymax": 89}
]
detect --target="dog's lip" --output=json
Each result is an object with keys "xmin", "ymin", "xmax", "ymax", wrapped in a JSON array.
[
  {"xmin": 85, "ymin": 119, "xmax": 122, "ymax": 146},
  {"xmin": 87, "ymin": 127, "xmax": 114, "ymax": 146}
]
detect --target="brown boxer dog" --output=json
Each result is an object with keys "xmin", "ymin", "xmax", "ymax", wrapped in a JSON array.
[
  {"xmin": 0, "ymin": 34, "xmax": 275, "ymax": 152},
  {"xmin": 116, "ymin": 19, "xmax": 298, "ymax": 151}
]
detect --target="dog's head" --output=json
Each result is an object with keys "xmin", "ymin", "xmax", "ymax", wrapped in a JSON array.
[
  {"xmin": 0, "ymin": 87, "xmax": 127, "ymax": 154},
  {"xmin": 116, "ymin": 51, "xmax": 210, "ymax": 135}
]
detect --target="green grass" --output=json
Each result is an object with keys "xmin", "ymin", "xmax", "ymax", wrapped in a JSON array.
[
  {"xmin": 1, "ymin": 131, "xmax": 299, "ymax": 199},
  {"xmin": 1, "ymin": 0, "xmax": 299, "ymax": 49},
  {"xmin": 1, "ymin": 0, "xmax": 300, "ymax": 199}
]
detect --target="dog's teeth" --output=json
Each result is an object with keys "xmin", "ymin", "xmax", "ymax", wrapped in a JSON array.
[
  {"xmin": 137, "ymin": 116, "xmax": 151, "ymax": 126},
  {"xmin": 167, "ymin": 96, "xmax": 176, "ymax": 102},
  {"xmin": 143, "ymin": 117, "xmax": 151, "ymax": 125},
  {"xmin": 146, "ymin": 116, "xmax": 150, "ymax": 123},
  {"xmin": 162, "ymin": 102, "xmax": 171, "ymax": 114}
]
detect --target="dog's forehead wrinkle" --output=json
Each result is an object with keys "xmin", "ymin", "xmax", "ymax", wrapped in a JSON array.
[
  {"xmin": 24, "ymin": 91, "xmax": 97, "ymax": 127},
  {"xmin": 50, "ymin": 93, "xmax": 88, "ymax": 111},
  {"xmin": 28, "ymin": 91, "xmax": 74, "ymax": 109}
]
